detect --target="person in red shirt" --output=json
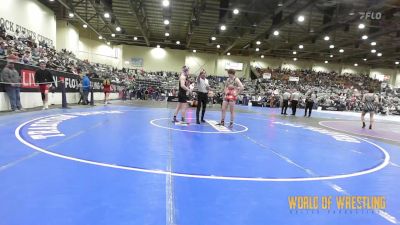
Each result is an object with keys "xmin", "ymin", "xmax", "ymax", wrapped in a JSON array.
[{"xmin": 103, "ymin": 77, "xmax": 111, "ymax": 104}]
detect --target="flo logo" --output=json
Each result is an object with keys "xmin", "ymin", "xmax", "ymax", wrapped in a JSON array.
[{"xmin": 359, "ymin": 11, "xmax": 382, "ymax": 20}]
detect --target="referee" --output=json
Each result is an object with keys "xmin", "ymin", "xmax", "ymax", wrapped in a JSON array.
[
  {"xmin": 290, "ymin": 89, "xmax": 300, "ymax": 116},
  {"xmin": 281, "ymin": 89, "xmax": 290, "ymax": 115},
  {"xmin": 196, "ymin": 69, "xmax": 209, "ymax": 124}
]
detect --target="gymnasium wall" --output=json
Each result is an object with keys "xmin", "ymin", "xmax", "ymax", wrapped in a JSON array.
[
  {"xmin": 122, "ymin": 45, "xmax": 186, "ymax": 72},
  {"xmin": 215, "ymin": 55, "xmax": 250, "ymax": 77},
  {"xmin": 78, "ymin": 37, "xmax": 122, "ymax": 68},
  {"xmin": 0, "ymin": 0, "xmax": 56, "ymax": 47},
  {"xmin": 312, "ymin": 62, "xmax": 342, "ymax": 73},
  {"xmin": 395, "ymin": 72, "xmax": 400, "ymax": 88},
  {"xmin": 251, "ymin": 57, "xmax": 282, "ymax": 69},
  {"xmin": 341, "ymin": 65, "xmax": 370, "ymax": 75},
  {"xmin": 56, "ymin": 21, "xmax": 80, "ymax": 55},
  {"xmin": 185, "ymin": 53, "xmax": 218, "ymax": 75}
]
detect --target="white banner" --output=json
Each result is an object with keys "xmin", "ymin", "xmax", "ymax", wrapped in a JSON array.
[
  {"xmin": 263, "ymin": 73, "xmax": 271, "ymax": 79},
  {"xmin": 289, "ymin": 76, "xmax": 299, "ymax": 82},
  {"xmin": 225, "ymin": 62, "xmax": 243, "ymax": 71}
]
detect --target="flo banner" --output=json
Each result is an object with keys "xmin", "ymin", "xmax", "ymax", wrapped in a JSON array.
[{"xmin": 0, "ymin": 60, "xmax": 125, "ymax": 93}]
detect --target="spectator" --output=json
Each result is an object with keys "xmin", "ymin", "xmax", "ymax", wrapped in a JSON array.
[
  {"xmin": 0, "ymin": 42, "xmax": 6, "ymax": 56},
  {"xmin": 0, "ymin": 58, "xmax": 24, "ymax": 111},
  {"xmin": 103, "ymin": 77, "xmax": 111, "ymax": 104},
  {"xmin": 22, "ymin": 51, "xmax": 31, "ymax": 64},
  {"xmin": 34, "ymin": 61, "xmax": 54, "ymax": 110},
  {"xmin": 82, "ymin": 72, "xmax": 91, "ymax": 105}
]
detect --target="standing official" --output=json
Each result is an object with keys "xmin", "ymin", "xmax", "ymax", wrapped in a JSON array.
[
  {"xmin": 304, "ymin": 91, "xmax": 317, "ymax": 117},
  {"xmin": 196, "ymin": 69, "xmax": 209, "ymax": 124},
  {"xmin": 281, "ymin": 89, "xmax": 290, "ymax": 115},
  {"xmin": 35, "ymin": 61, "xmax": 54, "ymax": 110},
  {"xmin": 290, "ymin": 89, "xmax": 300, "ymax": 116},
  {"xmin": 361, "ymin": 89, "xmax": 378, "ymax": 129}
]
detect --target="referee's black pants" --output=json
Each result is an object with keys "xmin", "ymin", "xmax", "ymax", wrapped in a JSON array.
[
  {"xmin": 291, "ymin": 100, "xmax": 298, "ymax": 115},
  {"xmin": 304, "ymin": 101, "xmax": 314, "ymax": 117},
  {"xmin": 196, "ymin": 92, "xmax": 208, "ymax": 122},
  {"xmin": 281, "ymin": 100, "xmax": 288, "ymax": 114}
]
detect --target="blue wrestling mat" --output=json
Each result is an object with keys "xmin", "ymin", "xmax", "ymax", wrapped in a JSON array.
[{"xmin": 0, "ymin": 104, "xmax": 399, "ymax": 225}]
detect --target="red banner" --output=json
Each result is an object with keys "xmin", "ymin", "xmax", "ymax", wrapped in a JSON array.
[{"xmin": 21, "ymin": 69, "xmax": 37, "ymax": 88}]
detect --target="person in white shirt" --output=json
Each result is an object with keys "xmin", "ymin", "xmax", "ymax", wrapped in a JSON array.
[
  {"xmin": 361, "ymin": 89, "xmax": 379, "ymax": 129},
  {"xmin": 196, "ymin": 69, "xmax": 209, "ymax": 124},
  {"xmin": 290, "ymin": 89, "xmax": 300, "ymax": 116},
  {"xmin": 281, "ymin": 89, "xmax": 291, "ymax": 115},
  {"xmin": 304, "ymin": 91, "xmax": 317, "ymax": 117}
]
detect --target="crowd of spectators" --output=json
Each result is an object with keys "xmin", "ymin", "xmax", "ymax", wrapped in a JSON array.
[
  {"xmin": 0, "ymin": 24, "xmax": 133, "ymax": 84},
  {"xmin": 239, "ymin": 68, "xmax": 400, "ymax": 115},
  {"xmin": 1, "ymin": 24, "xmax": 399, "ymax": 115}
]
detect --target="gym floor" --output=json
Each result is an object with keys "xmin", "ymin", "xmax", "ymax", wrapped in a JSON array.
[{"xmin": 0, "ymin": 101, "xmax": 399, "ymax": 225}]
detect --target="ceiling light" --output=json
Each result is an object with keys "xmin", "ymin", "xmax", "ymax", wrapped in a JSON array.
[
  {"xmin": 220, "ymin": 25, "xmax": 226, "ymax": 31},
  {"xmin": 68, "ymin": 12, "xmax": 74, "ymax": 18},
  {"xmin": 371, "ymin": 49, "xmax": 376, "ymax": 53},
  {"xmin": 133, "ymin": 36, "xmax": 138, "ymax": 40},
  {"xmin": 377, "ymin": 53, "xmax": 382, "ymax": 57},
  {"xmin": 293, "ymin": 51, "xmax": 297, "ymax": 55},
  {"xmin": 83, "ymin": 24, "xmax": 88, "ymax": 28},
  {"xmin": 176, "ymin": 41, "xmax": 180, "ymax": 45},
  {"xmin": 165, "ymin": 32, "xmax": 170, "ymax": 37},
  {"xmin": 256, "ymin": 41, "xmax": 261, "ymax": 45},
  {"xmin": 111, "ymin": 33, "xmax": 115, "ymax": 37},
  {"xmin": 293, "ymin": 58, "xmax": 297, "ymax": 61},
  {"xmin": 362, "ymin": 35, "xmax": 368, "ymax": 40},
  {"xmin": 216, "ymin": 44, "xmax": 221, "ymax": 48},
  {"xmin": 363, "ymin": 58, "xmax": 367, "ymax": 61},
  {"xmin": 324, "ymin": 36, "xmax": 330, "ymax": 41},
  {"xmin": 49, "ymin": 0, "xmax": 55, "ymax": 2},
  {"xmin": 278, "ymin": 1, "xmax": 283, "ymax": 7},
  {"xmin": 370, "ymin": 41, "xmax": 376, "ymax": 46},
  {"xmin": 233, "ymin": 9, "xmax": 239, "ymax": 15},
  {"xmin": 297, "ymin": 15, "xmax": 305, "ymax": 22},
  {"xmin": 193, "ymin": 49, "xmax": 197, "ymax": 53},
  {"xmin": 329, "ymin": 44, "xmax": 334, "ymax": 49},
  {"xmin": 298, "ymin": 44, "xmax": 303, "ymax": 49},
  {"xmin": 164, "ymin": 19, "xmax": 170, "ymax": 25},
  {"xmin": 358, "ymin": 23, "xmax": 365, "ymax": 29},
  {"xmin": 395, "ymin": 61, "xmax": 399, "ymax": 65},
  {"xmin": 273, "ymin": 30, "xmax": 279, "ymax": 36},
  {"xmin": 116, "ymin": 26, "xmax": 121, "ymax": 32},
  {"xmin": 354, "ymin": 63, "xmax": 358, "ymax": 66},
  {"xmin": 98, "ymin": 36, "xmax": 103, "ymax": 40},
  {"xmin": 162, "ymin": 0, "xmax": 170, "ymax": 7},
  {"xmin": 156, "ymin": 45, "xmax": 160, "ymax": 48},
  {"xmin": 211, "ymin": 36, "xmax": 216, "ymax": 41},
  {"xmin": 325, "ymin": 60, "xmax": 328, "ymax": 64},
  {"xmin": 107, "ymin": 42, "xmax": 110, "ymax": 45},
  {"xmin": 330, "ymin": 54, "xmax": 333, "ymax": 58},
  {"xmin": 261, "ymin": 55, "xmax": 264, "ymax": 58},
  {"xmin": 339, "ymin": 49, "xmax": 344, "ymax": 53},
  {"xmin": 104, "ymin": 12, "xmax": 110, "ymax": 18},
  {"xmin": 255, "ymin": 48, "xmax": 260, "ymax": 52},
  {"xmin": 227, "ymin": 52, "xmax": 231, "ymax": 55}
]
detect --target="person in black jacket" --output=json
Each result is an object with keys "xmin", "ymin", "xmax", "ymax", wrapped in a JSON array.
[{"xmin": 35, "ymin": 61, "xmax": 54, "ymax": 110}]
